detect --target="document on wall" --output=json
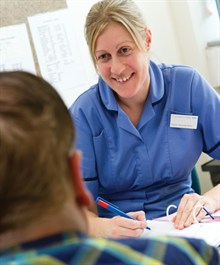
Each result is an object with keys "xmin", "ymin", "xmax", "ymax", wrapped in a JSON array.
[
  {"xmin": 28, "ymin": 9, "xmax": 86, "ymax": 106},
  {"xmin": 141, "ymin": 210, "xmax": 220, "ymax": 247},
  {"xmin": 0, "ymin": 24, "xmax": 36, "ymax": 74}
]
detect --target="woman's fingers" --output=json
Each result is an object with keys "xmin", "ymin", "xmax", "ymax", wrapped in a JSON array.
[
  {"xmin": 174, "ymin": 193, "xmax": 202, "ymax": 229},
  {"xmin": 110, "ymin": 211, "xmax": 148, "ymax": 238}
]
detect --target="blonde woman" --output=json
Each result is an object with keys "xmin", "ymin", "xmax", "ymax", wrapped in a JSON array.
[{"xmin": 69, "ymin": 0, "xmax": 220, "ymax": 238}]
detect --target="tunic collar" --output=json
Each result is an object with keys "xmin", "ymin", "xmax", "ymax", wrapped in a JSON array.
[
  {"xmin": 148, "ymin": 60, "xmax": 165, "ymax": 105},
  {"xmin": 98, "ymin": 60, "xmax": 165, "ymax": 111},
  {"xmin": 98, "ymin": 77, "xmax": 118, "ymax": 111}
]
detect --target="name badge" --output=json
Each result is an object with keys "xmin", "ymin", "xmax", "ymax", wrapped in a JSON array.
[{"xmin": 170, "ymin": 114, "xmax": 198, "ymax": 129}]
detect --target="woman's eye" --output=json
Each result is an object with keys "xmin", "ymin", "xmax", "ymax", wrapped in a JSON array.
[
  {"xmin": 97, "ymin": 53, "xmax": 110, "ymax": 61},
  {"xmin": 120, "ymin": 47, "xmax": 131, "ymax": 55}
]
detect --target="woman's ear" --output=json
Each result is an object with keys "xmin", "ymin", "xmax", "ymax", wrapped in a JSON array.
[
  {"xmin": 146, "ymin": 28, "xmax": 152, "ymax": 50},
  {"xmin": 69, "ymin": 151, "xmax": 92, "ymax": 207}
]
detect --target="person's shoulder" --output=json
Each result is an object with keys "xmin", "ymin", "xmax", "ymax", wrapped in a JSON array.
[
  {"xmin": 69, "ymin": 83, "xmax": 101, "ymax": 115},
  {"xmin": 81, "ymin": 237, "xmax": 155, "ymax": 264},
  {"xmin": 115, "ymin": 236, "xmax": 219, "ymax": 265},
  {"xmin": 157, "ymin": 62, "xmax": 201, "ymax": 87},
  {"xmin": 158, "ymin": 62, "xmax": 196, "ymax": 74},
  {"xmin": 150, "ymin": 61, "xmax": 198, "ymax": 83},
  {"xmin": 83, "ymin": 236, "xmax": 219, "ymax": 265},
  {"xmin": 2, "ymin": 236, "xmax": 218, "ymax": 265}
]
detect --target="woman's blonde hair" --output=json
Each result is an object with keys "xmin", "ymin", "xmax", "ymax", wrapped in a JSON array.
[{"xmin": 85, "ymin": 0, "xmax": 147, "ymax": 70}]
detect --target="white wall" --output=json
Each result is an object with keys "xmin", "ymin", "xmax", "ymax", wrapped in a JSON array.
[
  {"xmin": 134, "ymin": 0, "xmax": 182, "ymax": 64},
  {"xmin": 67, "ymin": 0, "xmax": 219, "ymax": 193}
]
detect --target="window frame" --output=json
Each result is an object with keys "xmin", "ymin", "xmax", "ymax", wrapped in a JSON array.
[{"xmin": 215, "ymin": 0, "xmax": 220, "ymax": 18}]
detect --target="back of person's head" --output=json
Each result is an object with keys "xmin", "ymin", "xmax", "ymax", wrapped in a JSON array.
[
  {"xmin": 0, "ymin": 71, "xmax": 74, "ymax": 233},
  {"xmin": 85, "ymin": 0, "xmax": 148, "ymax": 70}
]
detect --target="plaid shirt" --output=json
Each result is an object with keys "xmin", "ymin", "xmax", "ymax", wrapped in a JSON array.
[{"xmin": 0, "ymin": 232, "xmax": 219, "ymax": 265}]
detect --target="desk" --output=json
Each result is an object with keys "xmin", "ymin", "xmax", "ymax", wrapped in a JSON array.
[{"xmin": 201, "ymin": 159, "xmax": 220, "ymax": 186}]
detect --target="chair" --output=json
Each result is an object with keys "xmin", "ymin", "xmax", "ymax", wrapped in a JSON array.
[{"xmin": 191, "ymin": 167, "xmax": 201, "ymax": 195}]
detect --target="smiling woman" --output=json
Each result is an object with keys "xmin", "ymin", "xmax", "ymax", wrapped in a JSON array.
[{"xmin": 69, "ymin": 0, "xmax": 220, "ymax": 239}]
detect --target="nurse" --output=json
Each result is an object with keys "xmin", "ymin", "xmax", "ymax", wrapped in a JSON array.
[{"xmin": 69, "ymin": 0, "xmax": 220, "ymax": 238}]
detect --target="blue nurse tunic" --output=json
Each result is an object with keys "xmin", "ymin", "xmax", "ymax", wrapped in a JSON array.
[{"xmin": 69, "ymin": 61, "xmax": 220, "ymax": 219}]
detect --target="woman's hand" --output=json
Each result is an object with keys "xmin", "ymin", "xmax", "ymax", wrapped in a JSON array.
[
  {"xmin": 109, "ymin": 211, "xmax": 148, "ymax": 238},
  {"xmin": 88, "ymin": 210, "xmax": 148, "ymax": 238},
  {"xmin": 173, "ymin": 193, "xmax": 216, "ymax": 230}
]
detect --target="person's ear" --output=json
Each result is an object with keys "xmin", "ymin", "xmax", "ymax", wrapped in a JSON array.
[
  {"xmin": 146, "ymin": 28, "xmax": 152, "ymax": 50},
  {"xmin": 69, "ymin": 151, "xmax": 92, "ymax": 207}
]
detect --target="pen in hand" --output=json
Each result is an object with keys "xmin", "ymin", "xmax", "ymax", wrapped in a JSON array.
[{"xmin": 96, "ymin": 197, "xmax": 151, "ymax": 230}]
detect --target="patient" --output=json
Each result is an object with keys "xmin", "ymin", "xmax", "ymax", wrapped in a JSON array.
[{"xmin": 0, "ymin": 71, "xmax": 219, "ymax": 265}]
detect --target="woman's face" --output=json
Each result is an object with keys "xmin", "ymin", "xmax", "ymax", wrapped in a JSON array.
[{"xmin": 95, "ymin": 22, "xmax": 151, "ymax": 100}]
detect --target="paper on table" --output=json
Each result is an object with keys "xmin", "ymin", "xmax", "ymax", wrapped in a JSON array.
[{"xmin": 141, "ymin": 210, "xmax": 220, "ymax": 247}]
